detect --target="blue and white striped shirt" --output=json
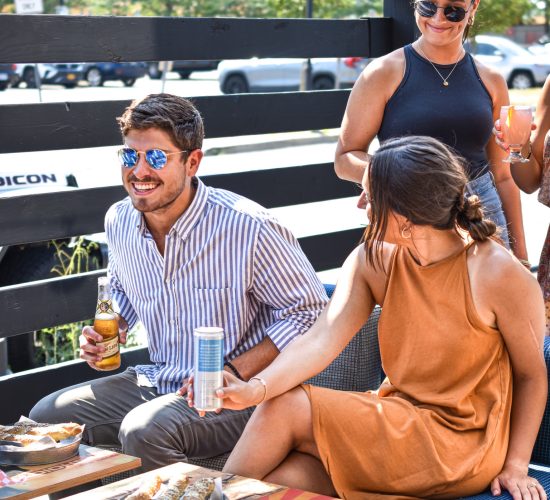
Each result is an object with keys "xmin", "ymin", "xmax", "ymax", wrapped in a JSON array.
[{"xmin": 105, "ymin": 178, "xmax": 328, "ymax": 394}]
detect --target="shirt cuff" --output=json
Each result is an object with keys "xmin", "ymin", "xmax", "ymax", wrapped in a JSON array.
[{"xmin": 266, "ymin": 320, "xmax": 306, "ymax": 351}]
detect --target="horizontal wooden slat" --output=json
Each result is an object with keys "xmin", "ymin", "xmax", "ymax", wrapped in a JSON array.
[
  {"xmin": 0, "ymin": 91, "xmax": 350, "ymax": 154},
  {"xmin": 0, "ymin": 229, "xmax": 363, "ymax": 337},
  {"xmin": 200, "ymin": 91, "xmax": 350, "ymax": 143},
  {"xmin": 207, "ymin": 163, "xmax": 358, "ymax": 207},
  {"xmin": 0, "ymin": 16, "xmax": 392, "ymax": 63},
  {"xmin": 0, "ymin": 270, "xmax": 105, "ymax": 337},
  {"xmin": 0, "ymin": 163, "xmax": 358, "ymax": 246},
  {"xmin": 0, "ymin": 186, "xmax": 126, "ymax": 246},
  {"xmin": 0, "ymin": 347, "xmax": 150, "ymax": 424},
  {"xmin": 300, "ymin": 227, "xmax": 364, "ymax": 271}
]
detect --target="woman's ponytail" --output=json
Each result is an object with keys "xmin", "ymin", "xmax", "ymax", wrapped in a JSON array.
[{"xmin": 456, "ymin": 195, "xmax": 497, "ymax": 241}]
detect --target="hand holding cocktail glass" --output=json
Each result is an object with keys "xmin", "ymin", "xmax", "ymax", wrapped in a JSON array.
[{"xmin": 495, "ymin": 105, "xmax": 534, "ymax": 163}]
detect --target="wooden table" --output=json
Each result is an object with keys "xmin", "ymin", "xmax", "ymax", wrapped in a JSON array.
[
  {"xmin": 64, "ymin": 461, "xmax": 338, "ymax": 500},
  {"xmin": 0, "ymin": 445, "xmax": 141, "ymax": 500}
]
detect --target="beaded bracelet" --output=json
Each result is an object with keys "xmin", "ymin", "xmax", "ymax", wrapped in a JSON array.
[
  {"xmin": 224, "ymin": 361, "xmax": 244, "ymax": 381},
  {"xmin": 249, "ymin": 376, "xmax": 268, "ymax": 404}
]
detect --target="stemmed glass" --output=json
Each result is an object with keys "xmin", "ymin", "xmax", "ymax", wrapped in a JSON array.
[{"xmin": 500, "ymin": 105, "xmax": 533, "ymax": 163}]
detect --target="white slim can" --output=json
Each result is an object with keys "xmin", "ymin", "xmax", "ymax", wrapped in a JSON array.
[{"xmin": 193, "ymin": 326, "xmax": 224, "ymax": 411}]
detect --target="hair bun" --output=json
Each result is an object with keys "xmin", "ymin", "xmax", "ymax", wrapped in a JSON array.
[
  {"xmin": 462, "ymin": 195, "xmax": 483, "ymax": 222},
  {"xmin": 455, "ymin": 194, "xmax": 497, "ymax": 241}
]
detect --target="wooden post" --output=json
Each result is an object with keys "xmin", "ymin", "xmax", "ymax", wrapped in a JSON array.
[{"xmin": 383, "ymin": 0, "xmax": 417, "ymax": 50}]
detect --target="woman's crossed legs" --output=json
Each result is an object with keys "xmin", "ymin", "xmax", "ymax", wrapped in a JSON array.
[{"xmin": 223, "ymin": 386, "xmax": 337, "ymax": 497}]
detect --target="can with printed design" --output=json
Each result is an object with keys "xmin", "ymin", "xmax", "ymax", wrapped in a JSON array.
[{"xmin": 193, "ymin": 326, "xmax": 224, "ymax": 411}]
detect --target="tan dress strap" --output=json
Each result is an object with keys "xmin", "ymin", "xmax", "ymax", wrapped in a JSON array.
[{"xmin": 382, "ymin": 244, "xmax": 399, "ymax": 298}]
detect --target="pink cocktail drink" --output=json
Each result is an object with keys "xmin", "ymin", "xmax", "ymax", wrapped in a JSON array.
[{"xmin": 500, "ymin": 105, "xmax": 533, "ymax": 163}]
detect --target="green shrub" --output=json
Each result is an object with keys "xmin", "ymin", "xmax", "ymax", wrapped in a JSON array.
[{"xmin": 34, "ymin": 237, "xmax": 141, "ymax": 366}]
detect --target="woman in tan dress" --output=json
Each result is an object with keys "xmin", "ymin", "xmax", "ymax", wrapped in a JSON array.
[{"xmin": 189, "ymin": 137, "xmax": 547, "ymax": 499}]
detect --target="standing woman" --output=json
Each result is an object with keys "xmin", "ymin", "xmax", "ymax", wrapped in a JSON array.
[
  {"xmin": 334, "ymin": 0, "xmax": 528, "ymax": 261},
  {"xmin": 495, "ymin": 76, "xmax": 550, "ymax": 332}
]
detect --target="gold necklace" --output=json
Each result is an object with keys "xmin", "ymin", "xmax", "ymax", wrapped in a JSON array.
[{"xmin": 415, "ymin": 43, "xmax": 464, "ymax": 87}]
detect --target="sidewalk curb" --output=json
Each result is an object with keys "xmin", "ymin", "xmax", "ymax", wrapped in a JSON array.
[{"xmin": 204, "ymin": 133, "xmax": 338, "ymax": 156}]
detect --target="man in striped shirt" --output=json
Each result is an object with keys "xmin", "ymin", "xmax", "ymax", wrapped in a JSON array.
[{"xmin": 30, "ymin": 94, "xmax": 328, "ymax": 471}]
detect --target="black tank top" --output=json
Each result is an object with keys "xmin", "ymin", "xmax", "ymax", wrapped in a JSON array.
[{"xmin": 378, "ymin": 44, "xmax": 493, "ymax": 179}]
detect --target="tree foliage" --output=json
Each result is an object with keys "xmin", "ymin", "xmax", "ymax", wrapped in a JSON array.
[
  {"xmin": 0, "ymin": 0, "xmax": 382, "ymax": 17},
  {"xmin": 0, "ymin": 0, "xmax": 540, "ymax": 36},
  {"xmin": 132, "ymin": 0, "xmax": 381, "ymax": 18},
  {"xmin": 472, "ymin": 0, "xmax": 535, "ymax": 35}
]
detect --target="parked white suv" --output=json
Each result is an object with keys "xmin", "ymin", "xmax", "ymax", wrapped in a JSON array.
[
  {"xmin": 218, "ymin": 57, "xmax": 369, "ymax": 94},
  {"xmin": 466, "ymin": 35, "xmax": 550, "ymax": 89}
]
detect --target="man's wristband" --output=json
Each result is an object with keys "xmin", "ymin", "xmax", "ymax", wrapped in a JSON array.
[{"xmin": 224, "ymin": 361, "xmax": 244, "ymax": 381}]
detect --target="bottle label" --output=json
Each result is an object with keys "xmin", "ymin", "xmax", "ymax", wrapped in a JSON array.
[
  {"xmin": 97, "ymin": 336, "xmax": 119, "ymax": 359},
  {"xmin": 97, "ymin": 299, "xmax": 114, "ymax": 315},
  {"xmin": 197, "ymin": 338, "xmax": 224, "ymax": 372}
]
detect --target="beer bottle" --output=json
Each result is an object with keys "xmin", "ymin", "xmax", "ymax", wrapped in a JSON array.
[{"xmin": 93, "ymin": 276, "xmax": 121, "ymax": 371}]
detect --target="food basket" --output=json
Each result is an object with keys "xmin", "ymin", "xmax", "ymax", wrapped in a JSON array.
[
  {"xmin": 0, "ymin": 418, "xmax": 83, "ymax": 466},
  {"xmin": 0, "ymin": 435, "xmax": 81, "ymax": 466}
]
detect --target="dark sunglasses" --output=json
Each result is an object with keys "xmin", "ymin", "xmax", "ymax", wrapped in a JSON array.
[
  {"xmin": 117, "ymin": 147, "xmax": 189, "ymax": 170},
  {"xmin": 415, "ymin": 1, "xmax": 472, "ymax": 22}
]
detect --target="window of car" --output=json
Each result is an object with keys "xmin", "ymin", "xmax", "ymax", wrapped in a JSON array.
[{"xmin": 475, "ymin": 43, "xmax": 499, "ymax": 56}]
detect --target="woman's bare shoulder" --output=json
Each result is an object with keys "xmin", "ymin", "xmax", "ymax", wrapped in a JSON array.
[
  {"xmin": 469, "ymin": 239, "xmax": 537, "ymax": 292},
  {"xmin": 355, "ymin": 240, "xmax": 396, "ymax": 301},
  {"xmin": 356, "ymin": 47, "xmax": 406, "ymax": 91},
  {"xmin": 470, "ymin": 238, "xmax": 515, "ymax": 267}
]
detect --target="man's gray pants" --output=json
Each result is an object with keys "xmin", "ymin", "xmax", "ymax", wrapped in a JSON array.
[{"xmin": 29, "ymin": 367, "xmax": 254, "ymax": 471}]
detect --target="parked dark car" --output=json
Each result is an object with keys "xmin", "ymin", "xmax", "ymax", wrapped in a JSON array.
[
  {"xmin": 14, "ymin": 63, "xmax": 83, "ymax": 88},
  {"xmin": 147, "ymin": 60, "xmax": 220, "ymax": 79},
  {"xmin": 0, "ymin": 63, "xmax": 17, "ymax": 91},
  {"xmin": 82, "ymin": 62, "xmax": 148, "ymax": 87}
]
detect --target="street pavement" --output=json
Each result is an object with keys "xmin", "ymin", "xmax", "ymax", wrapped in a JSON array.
[{"xmin": 0, "ymin": 71, "xmax": 221, "ymax": 105}]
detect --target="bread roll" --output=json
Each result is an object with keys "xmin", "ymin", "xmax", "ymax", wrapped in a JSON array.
[
  {"xmin": 126, "ymin": 474, "xmax": 162, "ymax": 500},
  {"xmin": 181, "ymin": 477, "xmax": 215, "ymax": 499},
  {"xmin": 158, "ymin": 473, "xmax": 190, "ymax": 499}
]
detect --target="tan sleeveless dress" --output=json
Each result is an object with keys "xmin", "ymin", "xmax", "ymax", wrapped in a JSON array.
[{"xmin": 303, "ymin": 243, "xmax": 513, "ymax": 499}]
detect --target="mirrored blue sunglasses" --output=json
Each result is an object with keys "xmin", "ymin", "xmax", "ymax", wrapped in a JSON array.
[
  {"xmin": 415, "ymin": 1, "xmax": 472, "ymax": 23},
  {"xmin": 117, "ymin": 147, "xmax": 189, "ymax": 170}
]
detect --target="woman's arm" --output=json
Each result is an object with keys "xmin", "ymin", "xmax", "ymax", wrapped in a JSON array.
[
  {"xmin": 485, "ymin": 69, "xmax": 528, "ymax": 260},
  {"xmin": 218, "ymin": 245, "xmax": 379, "ymax": 409},
  {"xmin": 334, "ymin": 51, "xmax": 404, "ymax": 183},
  {"xmin": 488, "ymin": 256, "xmax": 547, "ymax": 497},
  {"xmin": 511, "ymin": 76, "xmax": 550, "ymax": 194}
]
